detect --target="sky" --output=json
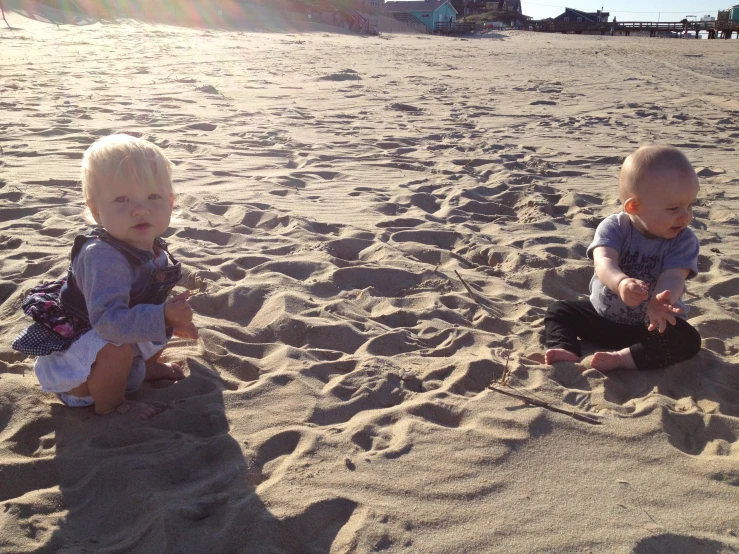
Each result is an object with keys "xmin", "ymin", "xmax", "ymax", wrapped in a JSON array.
[{"xmin": 521, "ymin": 1, "xmax": 734, "ymax": 21}]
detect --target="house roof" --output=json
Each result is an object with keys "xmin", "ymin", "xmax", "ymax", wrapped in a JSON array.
[
  {"xmin": 563, "ymin": 7, "xmax": 609, "ymax": 23},
  {"xmin": 384, "ymin": 0, "xmax": 455, "ymax": 13},
  {"xmin": 501, "ymin": 0, "xmax": 522, "ymax": 11}
]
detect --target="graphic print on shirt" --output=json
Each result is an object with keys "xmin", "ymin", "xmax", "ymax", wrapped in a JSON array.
[{"xmin": 599, "ymin": 249, "xmax": 662, "ymax": 325}]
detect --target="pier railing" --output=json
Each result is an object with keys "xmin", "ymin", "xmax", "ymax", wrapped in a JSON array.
[
  {"xmin": 529, "ymin": 18, "xmax": 739, "ymax": 38},
  {"xmin": 434, "ymin": 20, "xmax": 475, "ymax": 34}
]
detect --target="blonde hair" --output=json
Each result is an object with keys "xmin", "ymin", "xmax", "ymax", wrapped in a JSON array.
[
  {"xmin": 618, "ymin": 145, "xmax": 696, "ymax": 202},
  {"xmin": 81, "ymin": 134, "xmax": 174, "ymax": 203}
]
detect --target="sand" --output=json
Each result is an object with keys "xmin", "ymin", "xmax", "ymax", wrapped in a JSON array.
[{"xmin": 1, "ymin": 10, "xmax": 739, "ymax": 553}]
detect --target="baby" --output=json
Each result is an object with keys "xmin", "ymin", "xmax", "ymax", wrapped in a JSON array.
[
  {"xmin": 13, "ymin": 134, "xmax": 198, "ymax": 419},
  {"xmin": 544, "ymin": 145, "xmax": 702, "ymax": 371}
]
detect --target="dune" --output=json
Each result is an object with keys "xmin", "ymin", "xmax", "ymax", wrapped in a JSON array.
[{"xmin": 1, "ymin": 10, "xmax": 739, "ymax": 553}]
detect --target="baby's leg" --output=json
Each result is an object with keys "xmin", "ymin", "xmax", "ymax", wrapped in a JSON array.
[
  {"xmin": 544, "ymin": 300, "xmax": 592, "ymax": 364},
  {"xmin": 629, "ymin": 319, "xmax": 701, "ymax": 370},
  {"xmin": 87, "ymin": 343, "xmax": 134, "ymax": 415},
  {"xmin": 65, "ymin": 343, "xmax": 165, "ymax": 421},
  {"xmin": 144, "ymin": 348, "xmax": 186, "ymax": 381},
  {"xmin": 591, "ymin": 348, "xmax": 637, "ymax": 371},
  {"xmin": 592, "ymin": 319, "xmax": 701, "ymax": 371}
]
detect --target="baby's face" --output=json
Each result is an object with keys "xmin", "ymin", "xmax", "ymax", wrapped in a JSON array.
[
  {"xmin": 87, "ymin": 178, "xmax": 174, "ymax": 253},
  {"xmin": 629, "ymin": 169, "xmax": 699, "ymax": 239}
]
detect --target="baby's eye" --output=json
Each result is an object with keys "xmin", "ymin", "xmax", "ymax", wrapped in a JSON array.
[
  {"xmin": 148, "ymin": 194, "xmax": 161, "ymax": 200},
  {"xmin": 114, "ymin": 196, "xmax": 128, "ymax": 203}
]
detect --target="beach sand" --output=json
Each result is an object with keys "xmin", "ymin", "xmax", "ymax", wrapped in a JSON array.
[{"xmin": 1, "ymin": 11, "xmax": 739, "ymax": 553}]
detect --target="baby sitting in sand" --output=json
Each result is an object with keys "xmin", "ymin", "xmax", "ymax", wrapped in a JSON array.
[
  {"xmin": 13, "ymin": 134, "xmax": 198, "ymax": 419},
  {"xmin": 544, "ymin": 145, "xmax": 702, "ymax": 371}
]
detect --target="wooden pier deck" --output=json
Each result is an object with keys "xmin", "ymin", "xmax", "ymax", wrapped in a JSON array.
[
  {"xmin": 389, "ymin": 13, "xmax": 476, "ymax": 35},
  {"xmin": 530, "ymin": 19, "xmax": 739, "ymax": 39},
  {"xmin": 434, "ymin": 21, "xmax": 475, "ymax": 35}
]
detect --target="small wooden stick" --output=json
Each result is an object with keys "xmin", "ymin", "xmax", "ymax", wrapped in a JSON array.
[
  {"xmin": 488, "ymin": 383, "xmax": 603, "ymax": 425},
  {"xmin": 454, "ymin": 270, "xmax": 502, "ymax": 317},
  {"xmin": 455, "ymin": 269, "xmax": 481, "ymax": 304},
  {"xmin": 1, "ymin": 1, "xmax": 9, "ymax": 29},
  {"xmin": 500, "ymin": 352, "xmax": 511, "ymax": 386}
]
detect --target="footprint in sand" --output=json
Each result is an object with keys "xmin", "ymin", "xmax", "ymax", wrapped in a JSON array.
[
  {"xmin": 252, "ymin": 429, "xmax": 303, "ymax": 486},
  {"xmin": 662, "ymin": 409, "xmax": 739, "ymax": 457}
]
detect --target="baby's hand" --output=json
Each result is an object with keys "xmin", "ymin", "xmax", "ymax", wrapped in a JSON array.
[
  {"xmin": 173, "ymin": 323, "xmax": 199, "ymax": 340},
  {"xmin": 618, "ymin": 278, "xmax": 649, "ymax": 307},
  {"xmin": 646, "ymin": 290, "xmax": 682, "ymax": 333},
  {"xmin": 165, "ymin": 290, "xmax": 194, "ymax": 329}
]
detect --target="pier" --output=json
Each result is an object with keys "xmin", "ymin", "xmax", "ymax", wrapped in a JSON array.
[{"xmin": 530, "ymin": 19, "xmax": 739, "ymax": 39}]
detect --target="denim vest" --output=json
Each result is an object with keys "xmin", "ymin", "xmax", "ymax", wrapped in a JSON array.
[
  {"xmin": 12, "ymin": 230, "xmax": 182, "ymax": 356},
  {"xmin": 60, "ymin": 230, "xmax": 182, "ymax": 325}
]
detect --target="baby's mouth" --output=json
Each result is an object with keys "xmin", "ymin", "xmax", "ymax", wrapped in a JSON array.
[{"xmin": 132, "ymin": 223, "xmax": 152, "ymax": 230}]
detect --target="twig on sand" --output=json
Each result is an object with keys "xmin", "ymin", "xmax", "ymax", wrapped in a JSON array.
[
  {"xmin": 490, "ymin": 357, "xmax": 602, "ymax": 425},
  {"xmin": 454, "ymin": 270, "xmax": 503, "ymax": 317},
  {"xmin": 1, "ymin": 1, "xmax": 9, "ymax": 29},
  {"xmin": 487, "ymin": 383, "xmax": 603, "ymax": 425},
  {"xmin": 454, "ymin": 270, "xmax": 477, "ymax": 300},
  {"xmin": 499, "ymin": 352, "xmax": 512, "ymax": 386}
]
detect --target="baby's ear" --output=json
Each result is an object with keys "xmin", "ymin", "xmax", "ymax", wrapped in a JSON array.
[
  {"xmin": 624, "ymin": 197, "xmax": 639, "ymax": 215},
  {"xmin": 86, "ymin": 200, "xmax": 102, "ymax": 224},
  {"xmin": 169, "ymin": 194, "xmax": 175, "ymax": 210}
]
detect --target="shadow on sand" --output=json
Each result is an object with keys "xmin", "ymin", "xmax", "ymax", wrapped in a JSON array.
[{"xmin": 1, "ymin": 356, "xmax": 351, "ymax": 553}]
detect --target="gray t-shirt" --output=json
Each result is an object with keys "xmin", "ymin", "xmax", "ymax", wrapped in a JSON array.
[
  {"xmin": 586, "ymin": 212, "xmax": 699, "ymax": 326},
  {"xmin": 73, "ymin": 240, "xmax": 169, "ymax": 344}
]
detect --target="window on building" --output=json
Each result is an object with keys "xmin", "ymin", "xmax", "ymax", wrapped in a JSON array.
[
  {"xmin": 564, "ymin": 16, "xmax": 569, "ymax": 22},
  {"xmin": 577, "ymin": 17, "xmax": 582, "ymax": 22}
]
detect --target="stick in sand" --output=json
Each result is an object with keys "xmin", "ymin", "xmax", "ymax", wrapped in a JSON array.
[
  {"xmin": 454, "ymin": 270, "xmax": 503, "ymax": 317},
  {"xmin": 488, "ymin": 383, "xmax": 603, "ymax": 425},
  {"xmin": 1, "ymin": 1, "xmax": 9, "ymax": 28},
  {"xmin": 489, "ymin": 353, "xmax": 601, "ymax": 425}
]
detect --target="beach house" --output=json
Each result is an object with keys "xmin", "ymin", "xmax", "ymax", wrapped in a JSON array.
[
  {"xmin": 484, "ymin": 0, "xmax": 523, "ymax": 15},
  {"xmin": 383, "ymin": 0, "xmax": 457, "ymax": 32},
  {"xmin": 487, "ymin": 0, "xmax": 526, "ymax": 26},
  {"xmin": 552, "ymin": 7, "xmax": 609, "ymax": 24}
]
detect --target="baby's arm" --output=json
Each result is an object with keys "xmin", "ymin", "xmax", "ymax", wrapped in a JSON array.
[
  {"xmin": 76, "ymin": 242, "xmax": 171, "ymax": 344},
  {"xmin": 165, "ymin": 290, "xmax": 198, "ymax": 339},
  {"xmin": 592, "ymin": 246, "xmax": 649, "ymax": 306},
  {"xmin": 646, "ymin": 268, "xmax": 689, "ymax": 332}
]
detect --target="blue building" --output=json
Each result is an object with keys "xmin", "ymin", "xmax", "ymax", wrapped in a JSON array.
[{"xmin": 384, "ymin": 0, "xmax": 458, "ymax": 32}]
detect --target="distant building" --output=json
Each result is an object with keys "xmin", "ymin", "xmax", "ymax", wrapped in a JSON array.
[
  {"xmin": 383, "ymin": 0, "xmax": 458, "ymax": 31},
  {"xmin": 357, "ymin": 0, "xmax": 384, "ymax": 8},
  {"xmin": 446, "ymin": 0, "xmax": 482, "ymax": 17},
  {"xmin": 717, "ymin": 5, "xmax": 739, "ymax": 21},
  {"xmin": 483, "ymin": 0, "xmax": 522, "ymax": 13},
  {"xmin": 700, "ymin": 14, "xmax": 716, "ymax": 22},
  {"xmin": 552, "ymin": 7, "xmax": 609, "ymax": 24}
]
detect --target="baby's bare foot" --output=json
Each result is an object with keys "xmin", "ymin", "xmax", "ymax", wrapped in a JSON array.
[
  {"xmin": 145, "ymin": 360, "xmax": 185, "ymax": 382},
  {"xmin": 591, "ymin": 349, "xmax": 636, "ymax": 372},
  {"xmin": 115, "ymin": 401, "xmax": 166, "ymax": 421},
  {"xmin": 545, "ymin": 348, "xmax": 580, "ymax": 365}
]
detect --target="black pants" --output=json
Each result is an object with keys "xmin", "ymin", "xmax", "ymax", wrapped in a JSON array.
[{"xmin": 544, "ymin": 300, "xmax": 701, "ymax": 370}]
